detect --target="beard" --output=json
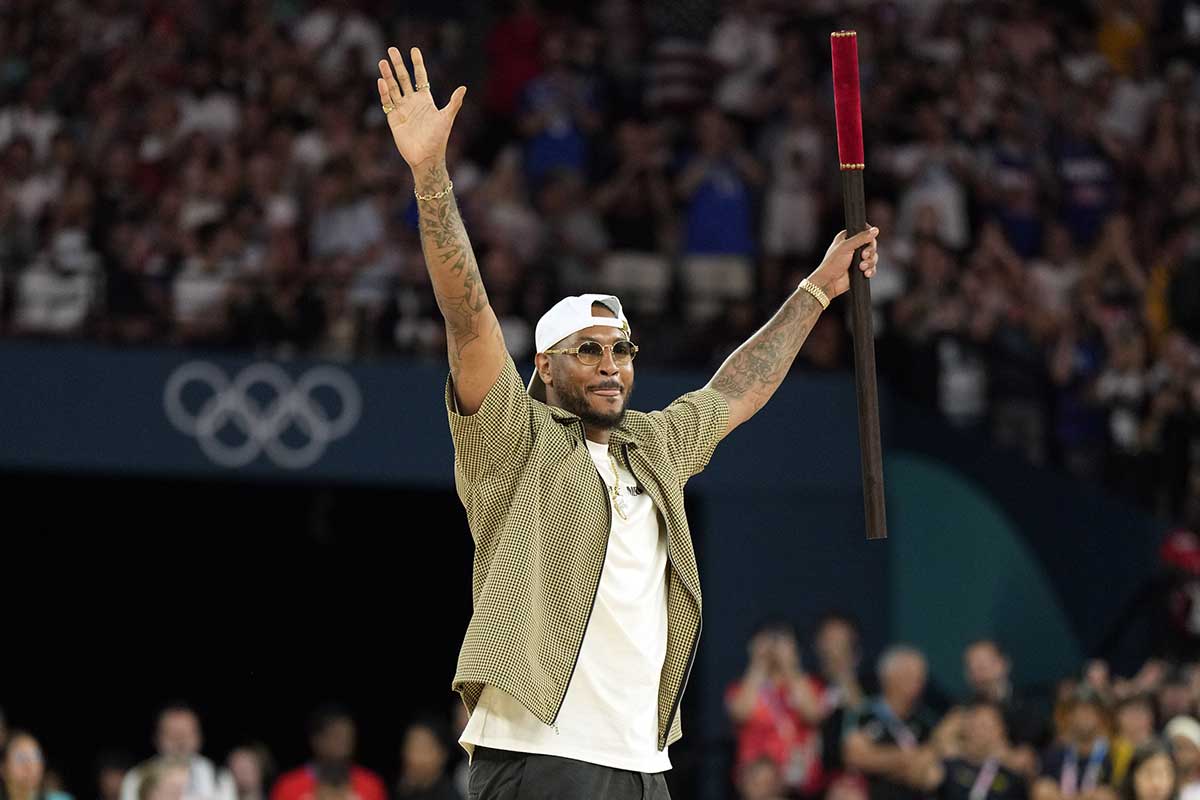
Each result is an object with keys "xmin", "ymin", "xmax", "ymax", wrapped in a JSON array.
[{"xmin": 553, "ymin": 369, "xmax": 633, "ymax": 430}]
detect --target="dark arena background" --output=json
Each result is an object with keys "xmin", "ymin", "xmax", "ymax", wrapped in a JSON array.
[{"xmin": 2, "ymin": 1, "xmax": 1200, "ymax": 800}]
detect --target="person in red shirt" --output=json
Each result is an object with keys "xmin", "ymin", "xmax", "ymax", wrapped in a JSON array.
[
  {"xmin": 270, "ymin": 706, "xmax": 385, "ymax": 800},
  {"xmin": 726, "ymin": 622, "xmax": 827, "ymax": 798}
]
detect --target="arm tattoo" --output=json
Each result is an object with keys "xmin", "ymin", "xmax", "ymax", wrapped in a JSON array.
[
  {"xmin": 414, "ymin": 162, "xmax": 494, "ymax": 371},
  {"xmin": 710, "ymin": 290, "xmax": 824, "ymax": 414}
]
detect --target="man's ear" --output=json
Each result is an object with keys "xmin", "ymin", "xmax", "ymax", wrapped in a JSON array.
[{"xmin": 535, "ymin": 353, "xmax": 552, "ymax": 387}]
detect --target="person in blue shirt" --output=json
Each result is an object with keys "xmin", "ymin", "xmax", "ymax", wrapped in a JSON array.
[
  {"xmin": 518, "ymin": 31, "xmax": 602, "ymax": 185},
  {"xmin": 676, "ymin": 108, "xmax": 764, "ymax": 258}
]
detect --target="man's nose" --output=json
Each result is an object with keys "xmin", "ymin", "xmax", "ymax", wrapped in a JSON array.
[{"xmin": 597, "ymin": 348, "xmax": 620, "ymax": 374}]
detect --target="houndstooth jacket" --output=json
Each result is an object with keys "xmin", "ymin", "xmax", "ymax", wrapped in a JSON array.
[{"xmin": 444, "ymin": 351, "xmax": 729, "ymax": 751}]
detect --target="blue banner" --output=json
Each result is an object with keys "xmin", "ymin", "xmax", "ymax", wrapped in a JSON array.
[
  {"xmin": 0, "ymin": 341, "xmax": 451, "ymax": 482},
  {"xmin": 1, "ymin": 341, "xmax": 868, "ymax": 486}
]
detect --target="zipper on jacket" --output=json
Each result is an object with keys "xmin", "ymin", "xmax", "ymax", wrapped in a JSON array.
[
  {"xmin": 620, "ymin": 443, "xmax": 702, "ymax": 751},
  {"xmin": 550, "ymin": 419, "xmax": 612, "ymax": 729}
]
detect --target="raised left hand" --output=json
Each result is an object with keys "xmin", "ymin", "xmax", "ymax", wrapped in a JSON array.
[{"xmin": 807, "ymin": 226, "xmax": 880, "ymax": 299}]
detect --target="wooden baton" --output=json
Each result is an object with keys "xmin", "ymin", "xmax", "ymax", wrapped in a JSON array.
[{"xmin": 831, "ymin": 30, "xmax": 887, "ymax": 540}]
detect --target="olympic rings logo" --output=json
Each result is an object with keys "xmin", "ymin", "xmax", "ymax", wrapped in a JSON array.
[{"xmin": 164, "ymin": 361, "xmax": 362, "ymax": 469}]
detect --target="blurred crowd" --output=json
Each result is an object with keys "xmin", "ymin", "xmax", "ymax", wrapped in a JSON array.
[
  {"xmin": 13, "ymin": 621, "xmax": 1200, "ymax": 800},
  {"xmin": 1, "ymin": 0, "xmax": 1199, "ymax": 505},
  {"xmin": 724, "ymin": 615, "xmax": 1200, "ymax": 800},
  {"xmin": 0, "ymin": 704, "xmax": 469, "ymax": 800},
  {"xmin": 4, "ymin": 4, "xmax": 1200, "ymax": 799}
]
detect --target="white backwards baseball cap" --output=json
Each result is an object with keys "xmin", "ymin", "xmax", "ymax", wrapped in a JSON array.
[{"xmin": 527, "ymin": 293, "xmax": 631, "ymax": 403}]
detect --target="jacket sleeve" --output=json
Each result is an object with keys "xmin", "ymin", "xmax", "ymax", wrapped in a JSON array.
[
  {"xmin": 445, "ymin": 352, "xmax": 533, "ymax": 484},
  {"xmin": 645, "ymin": 386, "xmax": 730, "ymax": 484}
]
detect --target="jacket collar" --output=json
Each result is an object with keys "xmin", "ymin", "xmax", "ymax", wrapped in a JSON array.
[{"xmin": 543, "ymin": 401, "xmax": 643, "ymax": 446}]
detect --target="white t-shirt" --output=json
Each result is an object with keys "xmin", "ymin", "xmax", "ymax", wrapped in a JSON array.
[{"xmin": 459, "ymin": 437, "xmax": 672, "ymax": 773}]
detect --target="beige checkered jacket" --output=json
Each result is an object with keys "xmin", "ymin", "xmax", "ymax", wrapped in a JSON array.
[{"xmin": 444, "ymin": 351, "xmax": 729, "ymax": 751}]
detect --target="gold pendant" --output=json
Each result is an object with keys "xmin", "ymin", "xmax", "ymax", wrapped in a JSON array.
[
  {"xmin": 614, "ymin": 494, "xmax": 631, "ymax": 519},
  {"xmin": 607, "ymin": 453, "xmax": 629, "ymax": 520}
]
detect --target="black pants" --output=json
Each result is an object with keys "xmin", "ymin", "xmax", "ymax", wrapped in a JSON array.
[{"xmin": 467, "ymin": 746, "xmax": 672, "ymax": 800}]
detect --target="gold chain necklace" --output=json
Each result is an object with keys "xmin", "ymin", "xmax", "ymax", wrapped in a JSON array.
[{"xmin": 606, "ymin": 449, "xmax": 630, "ymax": 521}]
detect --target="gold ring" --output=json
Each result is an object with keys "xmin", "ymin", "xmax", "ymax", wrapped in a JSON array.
[
  {"xmin": 414, "ymin": 82, "xmax": 430, "ymax": 92},
  {"xmin": 382, "ymin": 103, "xmax": 395, "ymax": 114}
]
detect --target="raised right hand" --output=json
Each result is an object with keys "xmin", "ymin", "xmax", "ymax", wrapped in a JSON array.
[{"xmin": 377, "ymin": 46, "xmax": 466, "ymax": 171}]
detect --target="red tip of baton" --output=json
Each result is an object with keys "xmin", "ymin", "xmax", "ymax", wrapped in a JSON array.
[{"xmin": 830, "ymin": 31, "xmax": 865, "ymax": 169}]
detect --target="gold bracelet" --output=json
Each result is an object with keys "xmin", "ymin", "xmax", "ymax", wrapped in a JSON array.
[
  {"xmin": 799, "ymin": 278, "xmax": 830, "ymax": 310},
  {"xmin": 414, "ymin": 179, "xmax": 453, "ymax": 202}
]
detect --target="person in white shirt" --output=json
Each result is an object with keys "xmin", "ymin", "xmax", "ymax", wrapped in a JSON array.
[
  {"xmin": 376, "ymin": 43, "xmax": 879, "ymax": 800},
  {"xmin": 120, "ymin": 705, "xmax": 235, "ymax": 800}
]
